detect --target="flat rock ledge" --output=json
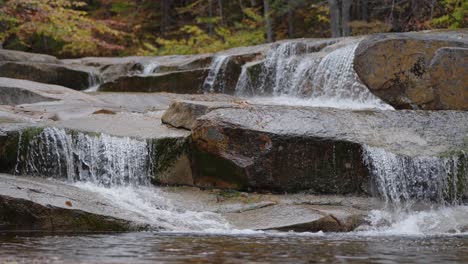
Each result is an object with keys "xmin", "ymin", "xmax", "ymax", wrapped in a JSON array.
[
  {"xmin": 0, "ymin": 174, "xmax": 371, "ymax": 233},
  {"xmin": 163, "ymin": 100, "xmax": 468, "ymax": 195}
]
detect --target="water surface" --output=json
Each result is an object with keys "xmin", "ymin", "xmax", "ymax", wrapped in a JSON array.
[{"xmin": 1, "ymin": 232, "xmax": 468, "ymax": 263}]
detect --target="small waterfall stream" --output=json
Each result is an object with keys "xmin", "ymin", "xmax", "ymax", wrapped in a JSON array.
[
  {"xmin": 84, "ymin": 71, "xmax": 102, "ymax": 92},
  {"xmin": 360, "ymin": 146, "xmax": 468, "ymax": 235},
  {"xmin": 203, "ymin": 55, "xmax": 230, "ymax": 93},
  {"xmin": 14, "ymin": 127, "xmax": 230, "ymax": 231},
  {"xmin": 235, "ymin": 41, "xmax": 392, "ymax": 110},
  {"xmin": 141, "ymin": 61, "xmax": 160, "ymax": 75}
]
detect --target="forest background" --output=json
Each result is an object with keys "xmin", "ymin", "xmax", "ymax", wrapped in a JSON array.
[{"xmin": 0, "ymin": 0, "xmax": 465, "ymax": 58}]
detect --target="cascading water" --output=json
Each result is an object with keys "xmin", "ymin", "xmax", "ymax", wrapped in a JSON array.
[
  {"xmin": 84, "ymin": 71, "xmax": 102, "ymax": 92},
  {"xmin": 359, "ymin": 146, "xmax": 468, "ymax": 235},
  {"xmin": 15, "ymin": 127, "xmax": 150, "ymax": 186},
  {"xmin": 14, "ymin": 127, "xmax": 230, "ymax": 231},
  {"xmin": 235, "ymin": 41, "xmax": 392, "ymax": 110},
  {"xmin": 202, "ymin": 55, "xmax": 230, "ymax": 93},
  {"xmin": 141, "ymin": 61, "xmax": 160, "ymax": 76},
  {"xmin": 363, "ymin": 146, "xmax": 466, "ymax": 205}
]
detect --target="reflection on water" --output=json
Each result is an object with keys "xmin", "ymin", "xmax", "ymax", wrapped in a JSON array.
[{"xmin": 1, "ymin": 232, "xmax": 468, "ymax": 264}]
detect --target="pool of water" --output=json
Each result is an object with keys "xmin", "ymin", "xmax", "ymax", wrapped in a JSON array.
[{"xmin": 1, "ymin": 231, "xmax": 468, "ymax": 263}]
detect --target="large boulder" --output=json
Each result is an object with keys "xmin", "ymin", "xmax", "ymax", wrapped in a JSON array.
[
  {"xmin": 176, "ymin": 101, "xmax": 468, "ymax": 195},
  {"xmin": 429, "ymin": 47, "xmax": 468, "ymax": 110},
  {"xmin": 0, "ymin": 62, "xmax": 94, "ymax": 90},
  {"xmin": 354, "ymin": 31, "xmax": 468, "ymax": 110}
]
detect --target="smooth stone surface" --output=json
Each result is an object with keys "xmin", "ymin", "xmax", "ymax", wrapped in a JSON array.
[
  {"xmin": 162, "ymin": 100, "xmax": 242, "ymax": 129},
  {"xmin": 354, "ymin": 31, "xmax": 468, "ymax": 110},
  {"xmin": 0, "ymin": 174, "xmax": 133, "ymax": 232},
  {"xmin": 0, "ymin": 62, "xmax": 93, "ymax": 90},
  {"xmin": 0, "ymin": 78, "xmax": 99, "ymax": 105},
  {"xmin": 429, "ymin": 47, "xmax": 468, "ymax": 110},
  {"xmin": 0, "ymin": 49, "xmax": 60, "ymax": 64},
  {"xmin": 187, "ymin": 101, "xmax": 467, "ymax": 192}
]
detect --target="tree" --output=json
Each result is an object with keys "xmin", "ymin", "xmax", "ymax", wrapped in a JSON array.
[
  {"xmin": 0, "ymin": 0, "xmax": 124, "ymax": 56},
  {"xmin": 341, "ymin": 0, "xmax": 352, "ymax": 36},
  {"xmin": 328, "ymin": 0, "xmax": 341, "ymax": 37},
  {"xmin": 263, "ymin": 0, "xmax": 274, "ymax": 42}
]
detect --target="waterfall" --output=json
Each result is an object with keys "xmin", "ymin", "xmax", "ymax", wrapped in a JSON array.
[
  {"xmin": 141, "ymin": 61, "xmax": 160, "ymax": 76},
  {"xmin": 235, "ymin": 41, "xmax": 392, "ymax": 110},
  {"xmin": 15, "ymin": 127, "xmax": 151, "ymax": 186},
  {"xmin": 14, "ymin": 127, "xmax": 231, "ymax": 231},
  {"xmin": 84, "ymin": 71, "xmax": 102, "ymax": 92},
  {"xmin": 203, "ymin": 55, "xmax": 230, "ymax": 93},
  {"xmin": 363, "ymin": 146, "xmax": 467, "ymax": 206}
]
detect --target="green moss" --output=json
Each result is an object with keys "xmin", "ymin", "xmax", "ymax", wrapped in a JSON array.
[
  {"xmin": 149, "ymin": 137, "xmax": 190, "ymax": 183},
  {"xmin": 191, "ymin": 146, "xmax": 249, "ymax": 190}
]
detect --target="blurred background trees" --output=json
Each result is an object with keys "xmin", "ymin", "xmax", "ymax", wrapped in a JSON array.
[{"xmin": 0, "ymin": 0, "xmax": 465, "ymax": 57}]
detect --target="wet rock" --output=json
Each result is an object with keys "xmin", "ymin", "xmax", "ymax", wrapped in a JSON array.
[
  {"xmin": 354, "ymin": 31, "xmax": 468, "ymax": 110},
  {"xmin": 162, "ymin": 100, "xmax": 240, "ymax": 129},
  {"xmin": 0, "ymin": 78, "xmax": 98, "ymax": 105},
  {"xmin": 186, "ymin": 101, "xmax": 467, "ymax": 193},
  {"xmin": 429, "ymin": 47, "xmax": 468, "ymax": 110},
  {"xmin": 0, "ymin": 174, "xmax": 134, "ymax": 232},
  {"xmin": 223, "ymin": 204, "xmax": 366, "ymax": 232},
  {"xmin": 99, "ymin": 69, "xmax": 209, "ymax": 93},
  {"xmin": 0, "ymin": 49, "xmax": 60, "ymax": 64},
  {"xmin": 0, "ymin": 62, "xmax": 93, "ymax": 90}
]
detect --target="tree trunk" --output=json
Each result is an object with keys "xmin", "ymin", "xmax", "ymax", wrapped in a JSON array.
[
  {"xmin": 361, "ymin": 0, "xmax": 368, "ymax": 22},
  {"xmin": 160, "ymin": 0, "xmax": 171, "ymax": 35},
  {"xmin": 263, "ymin": 0, "xmax": 274, "ymax": 42},
  {"xmin": 341, "ymin": 0, "xmax": 352, "ymax": 36},
  {"xmin": 208, "ymin": 0, "xmax": 214, "ymax": 35},
  {"xmin": 328, "ymin": 0, "xmax": 341, "ymax": 37},
  {"xmin": 218, "ymin": 0, "xmax": 225, "ymax": 25},
  {"xmin": 287, "ymin": 0, "xmax": 294, "ymax": 38}
]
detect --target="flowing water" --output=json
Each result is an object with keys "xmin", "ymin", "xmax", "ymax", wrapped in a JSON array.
[
  {"xmin": 84, "ymin": 71, "xmax": 102, "ymax": 92},
  {"xmin": 203, "ymin": 55, "xmax": 230, "ymax": 93},
  {"xmin": 1, "ymin": 231, "xmax": 468, "ymax": 263},
  {"xmin": 4, "ymin": 39, "xmax": 468, "ymax": 263},
  {"xmin": 234, "ymin": 41, "xmax": 392, "ymax": 110}
]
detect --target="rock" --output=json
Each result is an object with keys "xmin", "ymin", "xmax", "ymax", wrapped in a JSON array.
[
  {"xmin": 0, "ymin": 174, "xmax": 135, "ymax": 232},
  {"xmin": 0, "ymin": 49, "xmax": 60, "ymax": 64},
  {"xmin": 0, "ymin": 62, "xmax": 94, "ymax": 90},
  {"xmin": 162, "ymin": 100, "xmax": 241, "ymax": 129},
  {"xmin": 0, "ymin": 173, "xmax": 373, "ymax": 232},
  {"xmin": 0, "ymin": 111, "xmax": 193, "ymax": 186},
  {"xmin": 185, "ymin": 101, "xmax": 467, "ymax": 193},
  {"xmin": 429, "ymin": 47, "xmax": 468, "ymax": 110},
  {"xmin": 99, "ymin": 69, "xmax": 209, "ymax": 93},
  {"xmin": 0, "ymin": 77, "xmax": 98, "ymax": 105},
  {"xmin": 93, "ymin": 92, "xmax": 238, "ymax": 113},
  {"xmin": 354, "ymin": 31, "xmax": 468, "ymax": 110},
  {"xmin": 223, "ymin": 204, "xmax": 366, "ymax": 232}
]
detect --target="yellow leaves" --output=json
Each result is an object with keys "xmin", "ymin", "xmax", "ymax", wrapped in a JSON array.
[{"xmin": 1, "ymin": 0, "xmax": 125, "ymax": 56}]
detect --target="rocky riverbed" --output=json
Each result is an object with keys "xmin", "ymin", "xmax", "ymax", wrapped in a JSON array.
[{"xmin": 0, "ymin": 30, "xmax": 467, "ymax": 233}]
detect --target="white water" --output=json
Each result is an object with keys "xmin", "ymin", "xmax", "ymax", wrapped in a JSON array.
[
  {"xmin": 75, "ymin": 182, "xmax": 230, "ymax": 231},
  {"xmin": 235, "ymin": 41, "xmax": 392, "ymax": 110},
  {"xmin": 203, "ymin": 55, "xmax": 230, "ymax": 93},
  {"xmin": 16, "ymin": 127, "xmax": 151, "ymax": 186},
  {"xmin": 84, "ymin": 71, "xmax": 101, "ymax": 92},
  {"xmin": 363, "ymin": 146, "xmax": 465, "ymax": 205},
  {"xmin": 141, "ymin": 61, "xmax": 160, "ymax": 76},
  {"xmin": 358, "ymin": 206, "xmax": 468, "ymax": 236},
  {"xmin": 14, "ymin": 127, "xmax": 231, "ymax": 231}
]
